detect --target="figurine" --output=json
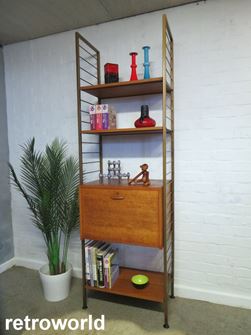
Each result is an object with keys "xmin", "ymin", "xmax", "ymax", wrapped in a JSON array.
[
  {"xmin": 129, "ymin": 52, "xmax": 138, "ymax": 81},
  {"xmin": 128, "ymin": 163, "xmax": 150, "ymax": 186},
  {"xmin": 142, "ymin": 46, "xmax": 150, "ymax": 79}
]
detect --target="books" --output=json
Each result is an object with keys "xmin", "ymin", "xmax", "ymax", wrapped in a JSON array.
[
  {"xmin": 96, "ymin": 244, "xmax": 112, "ymax": 288},
  {"xmin": 104, "ymin": 249, "xmax": 119, "ymax": 289},
  {"xmin": 85, "ymin": 240, "xmax": 119, "ymax": 288},
  {"xmin": 88, "ymin": 104, "xmax": 116, "ymax": 130}
]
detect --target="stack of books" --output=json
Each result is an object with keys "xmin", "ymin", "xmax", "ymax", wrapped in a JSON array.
[
  {"xmin": 85, "ymin": 240, "xmax": 119, "ymax": 289},
  {"xmin": 88, "ymin": 104, "xmax": 116, "ymax": 130}
]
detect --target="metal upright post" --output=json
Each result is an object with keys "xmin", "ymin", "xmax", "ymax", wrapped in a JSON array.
[
  {"xmin": 162, "ymin": 14, "xmax": 169, "ymax": 329},
  {"xmin": 75, "ymin": 32, "xmax": 101, "ymax": 310},
  {"xmin": 169, "ymin": 29, "xmax": 175, "ymax": 300}
]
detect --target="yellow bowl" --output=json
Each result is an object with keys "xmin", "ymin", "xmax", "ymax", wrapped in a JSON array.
[{"xmin": 131, "ymin": 274, "xmax": 149, "ymax": 289}]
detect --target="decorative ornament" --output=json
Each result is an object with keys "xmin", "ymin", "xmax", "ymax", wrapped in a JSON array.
[
  {"xmin": 142, "ymin": 46, "xmax": 150, "ymax": 79},
  {"xmin": 128, "ymin": 163, "xmax": 150, "ymax": 186},
  {"xmin": 99, "ymin": 160, "xmax": 130, "ymax": 182},
  {"xmin": 129, "ymin": 52, "xmax": 138, "ymax": 81},
  {"xmin": 104, "ymin": 63, "xmax": 119, "ymax": 83},
  {"xmin": 134, "ymin": 105, "xmax": 156, "ymax": 128}
]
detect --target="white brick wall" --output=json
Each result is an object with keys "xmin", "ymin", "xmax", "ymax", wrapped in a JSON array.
[{"xmin": 4, "ymin": 0, "xmax": 251, "ymax": 308}]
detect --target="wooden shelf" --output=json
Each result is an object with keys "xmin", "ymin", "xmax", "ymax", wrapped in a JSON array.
[
  {"xmin": 81, "ymin": 126, "xmax": 171, "ymax": 136},
  {"xmin": 81, "ymin": 179, "xmax": 164, "ymax": 188},
  {"xmin": 86, "ymin": 267, "xmax": 164, "ymax": 303},
  {"xmin": 80, "ymin": 77, "xmax": 171, "ymax": 99}
]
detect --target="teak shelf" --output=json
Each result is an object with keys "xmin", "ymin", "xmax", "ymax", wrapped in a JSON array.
[
  {"xmin": 81, "ymin": 126, "xmax": 170, "ymax": 136},
  {"xmin": 76, "ymin": 14, "xmax": 174, "ymax": 329},
  {"xmin": 81, "ymin": 179, "xmax": 165, "ymax": 188},
  {"xmin": 80, "ymin": 77, "xmax": 171, "ymax": 99},
  {"xmin": 86, "ymin": 267, "xmax": 164, "ymax": 303}
]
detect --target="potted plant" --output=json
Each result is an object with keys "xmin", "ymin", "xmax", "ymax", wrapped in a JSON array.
[{"xmin": 9, "ymin": 138, "xmax": 79, "ymax": 301}]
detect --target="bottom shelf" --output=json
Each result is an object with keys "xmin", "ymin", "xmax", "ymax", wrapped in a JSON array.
[{"xmin": 85, "ymin": 267, "xmax": 164, "ymax": 303}]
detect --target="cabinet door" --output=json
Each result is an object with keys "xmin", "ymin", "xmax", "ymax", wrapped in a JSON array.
[{"xmin": 80, "ymin": 187, "xmax": 163, "ymax": 248}]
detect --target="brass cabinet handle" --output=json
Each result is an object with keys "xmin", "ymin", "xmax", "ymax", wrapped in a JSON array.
[{"xmin": 111, "ymin": 193, "xmax": 124, "ymax": 200}]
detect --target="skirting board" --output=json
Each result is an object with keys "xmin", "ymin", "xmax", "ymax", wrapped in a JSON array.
[
  {"xmin": 0, "ymin": 258, "xmax": 15, "ymax": 274},
  {"xmin": 15, "ymin": 257, "xmax": 82, "ymax": 278},
  {"xmin": 1, "ymin": 257, "xmax": 251, "ymax": 310},
  {"xmin": 175, "ymin": 285, "xmax": 251, "ymax": 310}
]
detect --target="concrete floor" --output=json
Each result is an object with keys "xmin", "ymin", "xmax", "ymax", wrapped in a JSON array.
[{"xmin": 0, "ymin": 267, "xmax": 250, "ymax": 335}]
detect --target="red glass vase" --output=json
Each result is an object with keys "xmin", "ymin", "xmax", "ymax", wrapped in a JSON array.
[
  {"xmin": 129, "ymin": 52, "xmax": 138, "ymax": 81},
  {"xmin": 134, "ymin": 105, "xmax": 156, "ymax": 128}
]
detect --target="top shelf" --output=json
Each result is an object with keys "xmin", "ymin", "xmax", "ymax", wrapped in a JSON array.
[{"xmin": 80, "ymin": 77, "xmax": 171, "ymax": 99}]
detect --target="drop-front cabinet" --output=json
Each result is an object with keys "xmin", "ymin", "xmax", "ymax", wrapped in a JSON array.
[{"xmin": 79, "ymin": 180, "xmax": 164, "ymax": 248}]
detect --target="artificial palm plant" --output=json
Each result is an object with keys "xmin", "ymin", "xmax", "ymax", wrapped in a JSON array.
[{"xmin": 9, "ymin": 138, "xmax": 79, "ymax": 275}]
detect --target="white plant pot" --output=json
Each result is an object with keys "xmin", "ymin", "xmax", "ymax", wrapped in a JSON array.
[{"xmin": 39, "ymin": 263, "xmax": 72, "ymax": 302}]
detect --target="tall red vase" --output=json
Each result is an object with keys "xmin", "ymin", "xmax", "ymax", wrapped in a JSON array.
[{"xmin": 129, "ymin": 52, "xmax": 138, "ymax": 81}]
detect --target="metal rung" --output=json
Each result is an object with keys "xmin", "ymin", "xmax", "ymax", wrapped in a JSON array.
[
  {"xmin": 81, "ymin": 121, "xmax": 91, "ymax": 125},
  {"xmin": 166, "ymin": 68, "xmax": 171, "ymax": 78},
  {"xmin": 83, "ymin": 170, "xmax": 100, "ymax": 175},
  {"xmin": 79, "ymin": 55, "xmax": 98, "ymax": 70},
  {"xmin": 165, "ymin": 56, "xmax": 172, "ymax": 68},
  {"xmin": 82, "ymin": 161, "xmax": 100, "ymax": 165},
  {"xmin": 81, "ymin": 110, "xmax": 89, "ymax": 114},
  {"xmin": 82, "ymin": 141, "xmax": 99, "ymax": 145},
  {"xmin": 82, "ymin": 151, "xmax": 99, "ymax": 154},
  {"xmin": 80, "ymin": 77, "xmax": 94, "ymax": 86},
  {"xmin": 166, "ymin": 46, "xmax": 171, "ymax": 58},
  {"xmin": 80, "ymin": 66, "xmax": 98, "ymax": 79},
  {"xmin": 165, "ymin": 31, "xmax": 171, "ymax": 42},
  {"xmin": 79, "ymin": 44, "xmax": 97, "ymax": 59},
  {"xmin": 165, "ymin": 36, "xmax": 171, "ymax": 47},
  {"xmin": 81, "ymin": 99, "xmax": 93, "ymax": 105}
]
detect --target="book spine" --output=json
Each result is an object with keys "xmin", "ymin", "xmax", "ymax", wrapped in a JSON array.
[
  {"xmin": 102, "ymin": 104, "xmax": 109, "ymax": 129},
  {"xmin": 85, "ymin": 244, "xmax": 90, "ymax": 285},
  {"xmin": 108, "ymin": 253, "xmax": 113, "ymax": 289},
  {"xmin": 109, "ymin": 250, "xmax": 119, "ymax": 288},
  {"xmin": 91, "ymin": 247, "xmax": 98, "ymax": 287},
  {"xmin": 104, "ymin": 257, "xmax": 109, "ymax": 288},
  {"xmin": 89, "ymin": 105, "xmax": 96, "ymax": 130},
  {"xmin": 88, "ymin": 246, "xmax": 94, "ymax": 286},
  {"xmin": 96, "ymin": 254, "xmax": 105, "ymax": 288},
  {"xmin": 95, "ymin": 104, "xmax": 103, "ymax": 130}
]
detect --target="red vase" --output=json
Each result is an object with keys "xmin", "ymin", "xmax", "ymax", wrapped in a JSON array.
[
  {"xmin": 134, "ymin": 105, "xmax": 156, "ymax": 128},
  {"xmin": 129, "ymin": 52, "xmax": 138, "ymax": 81}
]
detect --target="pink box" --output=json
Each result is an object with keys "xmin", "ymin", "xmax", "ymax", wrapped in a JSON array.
[
  {"xmin": 96, "ymin": 104, "xmax": 103, "ymax": 130},
  {"xmin": 102, "ymin": 104, "xmax": 109, "ymax": 129},
  {"xmin": 89, "ymin": 105, "xmax": 96, "ymax": 130}
]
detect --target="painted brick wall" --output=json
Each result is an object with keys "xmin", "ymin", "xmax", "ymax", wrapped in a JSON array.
[
  {"xmin": 3, "ymin": 0, "xmax": 251, "ymax": 308},
  {"xmin": 0, "ymin": 47, "xmax": 14, "ymax": 265}
]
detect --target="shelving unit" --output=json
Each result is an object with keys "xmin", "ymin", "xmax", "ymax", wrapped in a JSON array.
[{"xmin": 75, "ymin": 14, "xmax": 174, "ymax": 328}]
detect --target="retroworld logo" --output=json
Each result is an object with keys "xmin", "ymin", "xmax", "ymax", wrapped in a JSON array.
[{"xmin": 5, "ymin": 315, "xmax": 105, "ymax": 331}]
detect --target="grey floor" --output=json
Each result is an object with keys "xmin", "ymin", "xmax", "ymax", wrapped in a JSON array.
[{"xmin": 0, "ymin": 267, "xmax": 250, "ymax": 335}]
